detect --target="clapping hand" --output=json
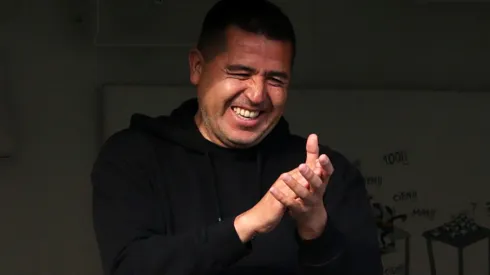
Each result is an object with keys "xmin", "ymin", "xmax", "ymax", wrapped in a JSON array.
[
  {"xmin": 234, "ymin": 134, "xmax": 334, "ymax": 243},
  {"xmin": 269, "ymin": 134, "xmax": 334, "ymax": 240}
]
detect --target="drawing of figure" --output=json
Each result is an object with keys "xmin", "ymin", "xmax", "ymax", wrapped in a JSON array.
[
  {"xmin": 373, "ymin": 203, "xmax": 408, "ymax": 253},
  {"xmin": 368, "ymin": 195, "xmax": 408, "ymax": 254}
]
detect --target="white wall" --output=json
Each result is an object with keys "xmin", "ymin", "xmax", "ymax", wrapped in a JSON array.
[{"xmin": 1, "ymin": 0, "xmax": 489, "ymax": 274}]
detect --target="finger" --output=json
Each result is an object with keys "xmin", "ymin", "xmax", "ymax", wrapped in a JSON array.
[
  {"xmin": 290, "ymin": 169, "xmax": 310, "ymax": 189},
  {"xmin": 281, "ymin": 173, "xmax": 310, "ymax": 199},
  {"xmin": 305, "ymin": 134, "xmax": 319, "ymax": 170},
  {"xmin": 318, "ymin": 154, "xmax": 334, "ymax": 178},
  {"xmin": 276, "ymin": 172, "xmax": 299, "ymax": 198},
  {"xmin": 269, "ymin": 185, "xmax": 299, "ymax": 209},
  {"xmin": 298, "ymin": 163, "xmax": 323, "ymax": 190},
  {"xmin": 314, "ymin": 159, "xmax": 323, "ymax": 177},
  {"xmin": 314, "ymin": 159, "xmax": 330, "ymax": 181}
]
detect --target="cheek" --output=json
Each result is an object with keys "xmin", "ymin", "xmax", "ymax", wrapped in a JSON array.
[
  {"xmin": 269, "ymin": 89, "xmax": 288, "ymax": 110},
  {"xmin": 204, "ymin": 81, "xmax": 245, "ymax": 114},
  {"xmin": 222, "ymin": 79, "xmax": 246, "ymax": 96},
  {"xmin": 217, "ymin": 81, "xmax": 246, "ymax": 103}
]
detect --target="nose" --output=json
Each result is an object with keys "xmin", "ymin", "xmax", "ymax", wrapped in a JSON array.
[{"xmin": 245, "ymin": 77, "xmax": 267, "ymax": 104}]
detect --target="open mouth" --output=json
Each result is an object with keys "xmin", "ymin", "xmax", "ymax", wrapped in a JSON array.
[{"xmin": 231, "ymin": 107, "xmax": 262, "ymax": 120}]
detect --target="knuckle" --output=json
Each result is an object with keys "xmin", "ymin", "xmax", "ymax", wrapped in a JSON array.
[{"xmin": 303, "ymin": 167, "xmax": 311, "ymax": 176}]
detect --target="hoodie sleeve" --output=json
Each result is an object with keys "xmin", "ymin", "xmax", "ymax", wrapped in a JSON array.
[
  {"xmin": 296, "ymin": 152, "xmax": 383, "ymax": 275},
  {"xmin": 91, "ymin": 130, "xmax": 251, "ymax": 275}
]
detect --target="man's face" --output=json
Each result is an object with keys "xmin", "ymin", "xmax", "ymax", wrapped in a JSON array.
[{"xmin": 189, "ymin": 26, "xmax": 293, "ymax": 148}]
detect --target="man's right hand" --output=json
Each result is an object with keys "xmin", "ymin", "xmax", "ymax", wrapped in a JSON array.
[
  {"xmin": 234, "ymin": 176, "xmax": 291, "ymax": 243},
  {"xmin": 233, "ymin": 147, "xmax": 325, "ymax": 243}
]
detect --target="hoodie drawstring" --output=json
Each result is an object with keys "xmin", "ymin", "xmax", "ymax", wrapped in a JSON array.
[
  {"xmin": 204, "ymin": 151, "xmax": 265, "ymax": 223},
  {"xmin": 256, "ymin": 151, "xmax": 264, "ymax": 199},
  {"xmin": 205, "ymin": 152, "xmax": 223, "ymax": 222}
]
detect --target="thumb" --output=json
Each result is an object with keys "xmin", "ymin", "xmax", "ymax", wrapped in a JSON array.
[{"xmin": 305, "ymin": 134, "xmax": 319, "ymax": 169}]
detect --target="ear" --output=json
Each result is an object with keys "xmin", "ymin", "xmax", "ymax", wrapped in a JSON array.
[{"xmin": 188, "ymin": 49, "xmax": 204, "ymax": 85}]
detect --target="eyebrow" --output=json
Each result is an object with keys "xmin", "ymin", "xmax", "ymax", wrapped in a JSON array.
[{"xmin": 225, "ymin": 64, "xmax": 289, "ymax": 80}]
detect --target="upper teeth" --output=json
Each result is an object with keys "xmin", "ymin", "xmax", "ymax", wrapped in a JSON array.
[{"xmin": 233, "ymin": 107, "xmax": 259, "ymax": 118}]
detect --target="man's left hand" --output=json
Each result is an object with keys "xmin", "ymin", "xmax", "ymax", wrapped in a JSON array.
[{"xmin": 269, "ymin": 134, "xmax": 334, "ymax": 240}]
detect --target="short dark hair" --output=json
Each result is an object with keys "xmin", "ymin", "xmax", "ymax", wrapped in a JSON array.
[{"xmin": 196, "ymin": 0, "xmax": 296, "ymax": 63}]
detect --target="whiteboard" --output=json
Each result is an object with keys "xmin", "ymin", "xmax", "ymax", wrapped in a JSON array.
[{"xmin": 101, "ymin": 84, "xmax": 490, "ymax": 275}]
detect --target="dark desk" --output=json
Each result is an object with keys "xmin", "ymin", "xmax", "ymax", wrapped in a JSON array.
[{"xmin": 422, "ymin": 222, "xmax": 490, "ymax": 275}]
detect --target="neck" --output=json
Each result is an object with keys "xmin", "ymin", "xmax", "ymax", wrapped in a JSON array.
[{"xmin": 194, "ymin": 110, "xmax": 228, "ymax": 148}]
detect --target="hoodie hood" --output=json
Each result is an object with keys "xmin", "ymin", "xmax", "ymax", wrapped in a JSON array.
[{"xmin": 128, "ymin": 97, "xmax": 292, "ymax": 155}]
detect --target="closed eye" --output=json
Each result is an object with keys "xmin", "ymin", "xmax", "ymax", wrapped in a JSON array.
[
  {"xmin": 268, "ymin": 78, "xmax": 286, "ymax": 87},
  {"xmin": 229, "ymin": 73, "xmax": 251, "ymax": 79},
  {"xmin": 224, "ymin": 64, "xmax": 256, "ymax": 79}
]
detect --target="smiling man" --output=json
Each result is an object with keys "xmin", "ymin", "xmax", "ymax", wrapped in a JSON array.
[
  {"xmin": 91, "ymin": 1, "xmax": 383, "ymax": 275},
  {"xmin": 190, "ymin": 24, "xmax": 292, "ymax": 149}
]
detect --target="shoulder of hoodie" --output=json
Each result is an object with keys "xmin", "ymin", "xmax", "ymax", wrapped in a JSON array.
[
  {"xmin": 287, "ymin": 133, "xmax": 361, "ymax": 180},
  {"xmin": 93, "ymin": 127, "xmax": 159, "ymax": 166},
  {"xmin": 91, "ymin": 128, "xmax": 166, "ymax": 195}
]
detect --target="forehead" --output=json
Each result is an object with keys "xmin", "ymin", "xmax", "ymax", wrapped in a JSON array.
[{"xmin": 222, "ymin": 26, "xmax": 293, "ymax": 70}]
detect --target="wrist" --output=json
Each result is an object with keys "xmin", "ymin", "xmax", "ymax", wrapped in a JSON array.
[
  {"xmin": 297, "ymin": 207, "xmax": 328, "ymax": 240},
  {"xmin": 234, "ymin": 212, "xmax": 258, "ymax": 243}
]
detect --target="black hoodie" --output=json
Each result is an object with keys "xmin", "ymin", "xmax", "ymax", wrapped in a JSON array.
[{"xmin": 91, "ymin": 98, "xmax": 383, "ymax": 275}]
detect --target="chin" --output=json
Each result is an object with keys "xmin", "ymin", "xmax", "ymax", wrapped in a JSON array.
[
  {"xmin": 227, "ymin": 138, "xmax": 259, "ymax": 148},
  {"xmin": 217, "ymin": 116, "xmax": 277, "ymax": 148},
  {"xmin": 226, "ymin": 132, "xmax": 267, "ymax": 148}
]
